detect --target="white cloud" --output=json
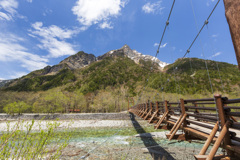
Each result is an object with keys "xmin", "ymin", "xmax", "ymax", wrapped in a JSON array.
[
  {"xmin": 99, "ymin": 21, "xmax": 113, "ymax": 29},
  {"xmin": 0, "ymin": 11, "xmax": 11, "ymax": 20},
  {"xmin": 26, "ymin": 0, "xmax": 33, "ymax": 3},
  {"xmin": 30, "ymin": 22, "xmax": 80, "ymax": 58},
  {"xmin": 142, "ymin": 1, "xmax": 164, "ymax": 14},
  {"xmin": 161, "ymin": 43, "xmax": 167, "ymax": 48},
  {"xmin": 43, "ymin": 8, "xmax": 52, "ymax": 16},
  {"xmin": 154, "ymin": 43, "xmax": 159, "ymax": 47},
  {"xmin": 0, "ymin": 0, "xmax": 18, "ymax": 21},
  {"xmin": 209, "ymin": 52, "xmax": 221, "ymax": 59},
  {"xmin": 154, "ymin": 42, "xmax": 167, "ymax": 48},
  {"xmin": 9, "ymin": 72, "xmax": 28, "ymax": 79},
  {"xmin": 0, "ymin": 33, "xmax": 48, "ymax": 71},
  {"xmin": 212, "ymin": 34, "xmax": 218, "ymax": 38},
  {"xmin": 31, "ymin": 22, "xmax": 79, "ymax": 40},
  {"xmin": 206, "ymin": 0, "xmax": 215, "ymax": 7},
  {"xmin": 72, "ymin": 0, "xmax": 127, "ymax": 29}
]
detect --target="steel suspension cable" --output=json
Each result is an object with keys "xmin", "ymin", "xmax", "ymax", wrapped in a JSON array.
[
  {"xmin": 188, "ymin": 53, "xmax": 197, "ymax": 94},
  {"xmin": 171, "ymin": 0, "xmax": 221, "ymax": 95},
  {"xmin": 190, "ymin": 0, "xmax": 214, "ymax": 94},
  {"xmin": 155, "ymin": 0, "xmax": 176, "ymax": 58},
  {"xmin": 189, "ymin": 0, "xmax": 221, "ymax": 133},
  {"xmin": 206, "ymin": 24, "xmax": 225, "ymax": 94},
  {"xmin": 136, "ymin": 0, "xmax": 176, "ymax": 104},
  {"xmin": 167, "ymin": 26, "xmax": 181, "ymax": 100},
  {"xmin": 176, "ymin": 0, "xmax": 221, "ymax": 63}
]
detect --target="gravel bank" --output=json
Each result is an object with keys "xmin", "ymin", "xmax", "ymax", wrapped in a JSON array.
[
  {"xmin": 0, "ymin": 120, "xmax": 134, "ymax": 131},
  {"xmin": 0, "ymin": 112, "xmax": 131, "ymax": 120}
]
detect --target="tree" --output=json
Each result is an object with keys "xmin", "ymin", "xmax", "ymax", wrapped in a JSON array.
[{"xmin": 3, "ymin": 101, "xmax": 31, "ymax": 115}]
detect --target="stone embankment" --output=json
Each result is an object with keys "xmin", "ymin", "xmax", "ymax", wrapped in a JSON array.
[{"xmin": 0, "ymin": 112, "xmax": 134, "ymax": 120}]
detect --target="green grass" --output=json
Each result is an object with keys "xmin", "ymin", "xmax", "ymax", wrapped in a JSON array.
[{"xmin": 55, "ymin": 125, "xmax": 161, "ymax": 138}]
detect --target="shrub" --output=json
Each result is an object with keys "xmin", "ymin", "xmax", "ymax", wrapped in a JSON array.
[{"xmin": 0, "ymin": 120, "xmax": 71, "ymax": 159}]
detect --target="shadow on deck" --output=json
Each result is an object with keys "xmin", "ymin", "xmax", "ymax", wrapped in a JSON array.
[{"xmin": 129, "ymin": 112, "xmax": 175, "ymax": 160}]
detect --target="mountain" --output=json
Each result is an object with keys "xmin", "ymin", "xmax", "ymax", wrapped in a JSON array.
[
  {"xmin": 23, "ymin": 45, "xmax": 168, "ymax": 77},
  {"xmin": 31, "ymin": 51, "xmax": 97, "ymax": 76},
  {"xmin": 148, "ymin": 58, "xmax": 240, "ymax": 94},
  {"xmin": 2, "ymin": 45, "xmax": 166, "ymax": 91},
  {"xmin": 0, "ymin": 80, "xmax": 12, "ymax": 88},
  {"xmin": 98, "ymin": 45, "xmax": 168, "ymax": 68},
  {"xmin": 2, "ymin": 45, "xmax": 240, "ymax": 95}
]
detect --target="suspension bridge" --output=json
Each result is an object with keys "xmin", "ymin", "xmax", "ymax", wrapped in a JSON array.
[
  {"xmin": 129, "ymin": 0, "xmax": 240, "ymax": 159},
  {"xmin": 77, "ymin": 0, "xmax": 240, "ymax": 159}
]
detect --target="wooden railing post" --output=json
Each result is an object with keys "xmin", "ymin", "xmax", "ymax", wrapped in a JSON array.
[
  {"xmin": 165, "ymin": 100, "xmax": 169, "ymax": 120},
  {"xmin": 193, "ymin": 102, "xmax": 200, "ymax": 121},
  {"xmin": 214, "ymin": 94, "xmax": 233, "ymax": 156},
  {"xmin": 156, "ymin": 101, "xmax": 160, "ymax": 116},
  {"xmin": 180, "ymin": 98, "xmax": 187, "ymax": 127},
  {"xmin": 164, "ymin": 100, "xmax": 169, "ymax": 113}
]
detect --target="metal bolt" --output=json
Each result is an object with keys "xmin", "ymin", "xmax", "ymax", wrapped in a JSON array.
[{"xmin": 166, "ymin": 20, "xmax": 169, "ymax": 25}]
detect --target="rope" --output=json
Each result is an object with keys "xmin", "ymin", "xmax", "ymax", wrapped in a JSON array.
[
  {"xmin": 188, "ymin": 54, "xmax": 197, "ymax": 94},
  {"xmin": 189, "ymin": 0, "xmax": 220, "ymax": 131},
  {"xmin": 168, "ymin": 26, "xmax": 181, "ymax": 101},
  {"xmin": 136, "ymin": 0, "xmax": 176, "ymax": 105},
  {"xmin": 206, "ymin": 24, "xmax": 225, "ymax": 94},
  {"xmin": 175, "ymin": 0, "xmax": 221, "ymax": 67},
  {"xmin": 155, "ymin": 0, "xmax": 176, "ymax": 58},
  {"xmin": 189, "ymin": 0, "xmax": 214, "ymax": 94}
]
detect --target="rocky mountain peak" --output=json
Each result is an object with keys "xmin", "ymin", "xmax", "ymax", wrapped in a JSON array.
[
  {"xmin": 36, "ymin": 45, "xmax": 168, "ymax": 76},
  {"xmin": 60, "ymin": 51, "xmax": 96, "ymax": 69},
  {"xmin": 99, "ymin": 44, "xmax": 169, "ymax": 69},
  {"xmin": 121, "ymin": 44, "xmax": 131, "ymax": 53},
  {"xmin": 41, "ymin": 51, "xmax": 96, "ymax": 75}
]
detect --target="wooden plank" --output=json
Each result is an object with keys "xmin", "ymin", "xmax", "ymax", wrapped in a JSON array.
[
  {"xmin": 223, "ymin": 98, "xmax": 240, "ymax": 104},
  {"xmin": 183, "ymin": 127, "xmax": 216, "ymax": 141},
  {"xmin": 185, "ymin": 98, "xmax": 214, "ymax": 102}
]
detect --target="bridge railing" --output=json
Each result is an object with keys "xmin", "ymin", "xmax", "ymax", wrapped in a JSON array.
[{"xmin": 129, "ymin": 95, "xmax": 240, "ymax": 159}]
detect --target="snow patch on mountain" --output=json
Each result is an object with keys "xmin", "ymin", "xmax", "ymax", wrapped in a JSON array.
[{"xmin": 109, "ymin": 44, "xmax": 169, "ymax": 68}]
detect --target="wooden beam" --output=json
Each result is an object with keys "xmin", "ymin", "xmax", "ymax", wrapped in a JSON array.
[
  {"xmin": 155, "ymin": 111, "xmax": 169, "ymax": 129},
  {"xmin": 215, "ymin": 95, "xmax": 233, "ymax": 155},
  {"xmin": 207, "ymin": 121, "xmax": 230, "ymax": 160},
  {"xmin": 169, "ymin": 114, "xmax": 187, "ymax": 140},
  {"xmin": 169, "ymin": 114, "xmax": 183, "ymax": 134},
  {"xmin": 223, "ymin": 0, "xmax": 240, "ymax": 70},
  {"xmin": 199, "ymin": 122, "xmax": 219, "ymax": 155}
]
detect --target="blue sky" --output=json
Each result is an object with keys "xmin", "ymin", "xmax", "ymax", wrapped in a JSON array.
[{"xmin": 0, "ymin": 0, "xmax": 236, "ymax": 80}]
